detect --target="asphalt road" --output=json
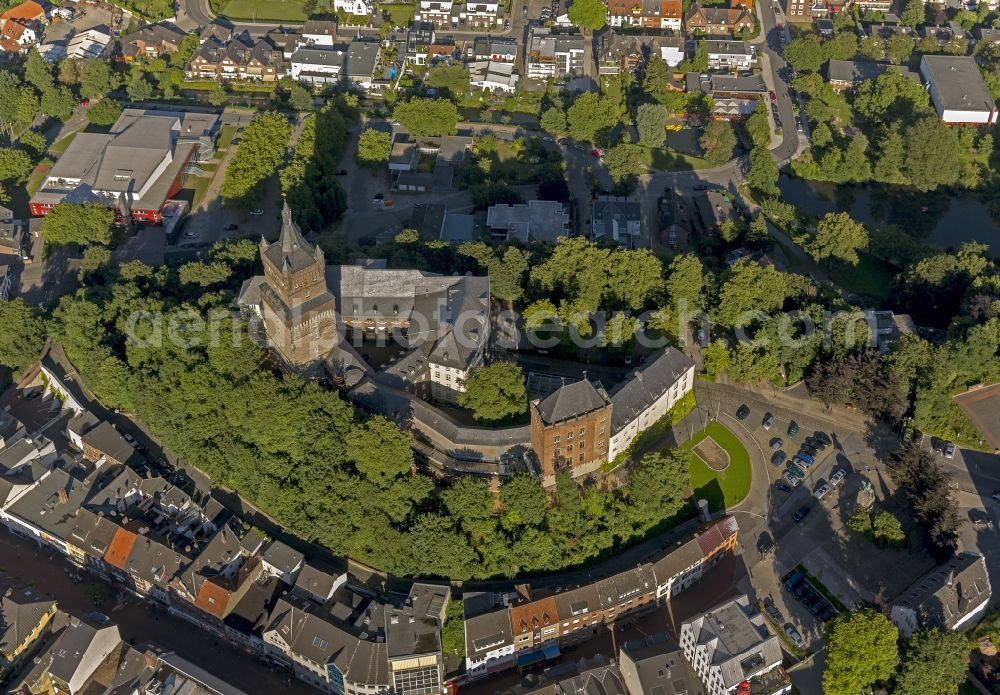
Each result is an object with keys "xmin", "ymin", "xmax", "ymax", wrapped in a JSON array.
[
  {"xmin": 755, "ymin": 0, "xmax": 801, "ymax": 164},
  {"xmin": 0, "ymin": 529, "xmax": 318, "ymax": 695}
]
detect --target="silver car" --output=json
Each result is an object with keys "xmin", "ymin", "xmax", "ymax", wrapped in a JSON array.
[
  {"xmin": 814, "ymin": 483, "xmax": 831, "ymax": 500},
  {"xmin": 784, "ymin": 623, "xmax": 805, "ymax": 648},
  {"xmin": 829, "ymin": 469, "xmax": 846, "ymax": 487}
]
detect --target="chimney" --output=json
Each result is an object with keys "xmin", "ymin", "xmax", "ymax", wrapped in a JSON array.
[{"xmin": 57, "ymin": 489, "xmax": 68, "ymax": 505}]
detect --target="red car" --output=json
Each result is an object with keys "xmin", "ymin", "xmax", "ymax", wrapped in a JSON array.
[
  {"xmin": 769, "ymin": 90, "xmax": 777, "ymax": 103},
  {"xmin": 80, "ymin": 98, "xmax": 90, "ymax": 106},
  {"xmin": 591, "ymin": 148, "xmax": 603, "ymax": 158}
]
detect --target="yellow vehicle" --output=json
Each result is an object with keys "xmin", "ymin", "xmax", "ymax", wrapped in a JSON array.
[{"xmin": 664, "ymin": 123, "xmax": 683, "ymax": 131}]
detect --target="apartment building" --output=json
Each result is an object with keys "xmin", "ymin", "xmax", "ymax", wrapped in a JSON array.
[{"xmin": 525, "ymin": 27, "xmax": 585, "ymax": 79}]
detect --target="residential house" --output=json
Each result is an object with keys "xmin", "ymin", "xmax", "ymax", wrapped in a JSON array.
[
  {"xmin": 529, "ymin": 380, "xmax": 614, "ymax": 480},
  {"xmin": 265, "ymin": 27, "xmax": 301, "ymax": 59},
  {"xmin": 920, "ymin": 54, "xmax": 998, "ymax": 125},
  {"xmin": 185, "ymin": 31, "xmax": 281, "ymax": 82},
  {"xmin": 405, "ymin": 21, "xmax": 435, "ymax": 66},
  {"xmin": 463, "ymin": 593, "xmax": 515, "ymax": 679},
  {"xmin": 826, "ymin": 58, "xmax": 918, "ymax": 91},
  {"xmin": 891, "ymin": 552, "xmax": 992, "ymax": 637},
  {"xmin": 411, "ymin": 202, "xmax": 475, "ymax": 242},
  {"xmin": 0, "ymin": 0, "xmax": 44, "ymax": 43},
  {"xmin": 260, "ymin": 540, "xmax": 305, "ymax": 585},
  {"xmin": 592, "ymin": 196, "xmax": 641, "ymax": 248},
  {"xmin": 292, "ymin": 563, "xmax": 347, "ymax": 604},
  {"xmin": 649, "ymin": 516, "xmax": 738, "ymax": 599},
  {"xmin": 0, "ymin": 212, "xmax": 26, "ymax": 259},
  {"xmin": 463, "ymin": 0, "xmax": 500, "ymax": 27},
  {"xmin": 606, "ymin": 0, "xmax": 683, "ymax": 30},
  {"xmin": 526, "ymin": 27, "xmax": 585, "ymax": 79},
  {"xmin": 607, "ymin": 348, "xmax": 696, "ymax": 462},
  {"xmin": 705, "ymin": 39, "xmax": 754, "ymax": 70},
  {"xmin": 301, "ymin": 19, "xmax": 339, "ymax": 46},
  {"xmin": 599, "ymin": 33, "xmax": 685, "ymax": 75},
  {"xmin": 553, "ymin": 583, "xmax": 603, "ymax": 647},
  {"xmin": 385, "ymin": 583, "xmax": 449, "ymax": 695},
  {"xmin": 344, "ymin": 40, "xmax": 382, "ymax": 91},
  {"xmin": 487, "ymin": 200, "xmax": 569, "ymax": 243},
  {"xmin": 120, "ymin": 22, "xmax": 186, "ymax": 61},
  {"xmin": 684, "ymin": 4, "xmax": 755, "ymax": 35},
  {"xmin": 417, "ymin": 0, "xmax": 455, "ymax": 27},
  {"xmin": 470, "ymin": 60, "xmax": 518, "ymax": 92},
  {"xmin": 33, "ymin": 617, "xmax": 122, "ymax": 695},
  {"xmin": 691, "ymin": 189, "xmax": 737, "ymax": 234},
  {"xmin": 510, "ymin": 594, "xmax": 561, "ymax": 657},
  {"xmin": 596, "ymin": 566, "xmax": 658, "ymax": 623},
  {"xmin": 783, "ymin": 0, "xmax": 827, "ymax": 20},
  {"xmin": 65, "ymin": 26, "xmax": 112, "ymax": 60},
  {"xmin": 0, "ymin": 21, "xmax": 35, "ymax": 53},
  {"xmin": 687, "ymin": 72, "xmax": 767, "ymax": 118},
  {"xmin": 334, "ymin": 0, "xmax": 374, "ymax": 16},
  {"xmin": 815, "ymin": 18, "xmax": 834, "ymax": 37},
  {"xmin": 863, "ymin": 310, "xmax": 917, "ymax": 352},
  {"xmin": 679, "ymin": 595, "xmax": 783, "ymax": 695},
  {"xmin": 289, "ymin": 44, "xmax": 348, "ymax": 86},
  {"xmin": 974, "ymin": 26, "xmax": 1000, "ymax": 44},
  {"xmin": 79, "ymin": 421, "xmax": 138, "ymax": 467},
  {"xmin": 0, "ymin": 587, "xmax": 57, "ymax": 671},
  {"xmin": 473, "ymin": 36, "xmax": 517, "ymax": 62},
  {"xmin": 619, "ymin": 634, "xmax": 706, "ymax": 695}
]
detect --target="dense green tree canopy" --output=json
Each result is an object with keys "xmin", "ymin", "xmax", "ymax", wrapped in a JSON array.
[
  {"xmin": 393, "ymin": 98, "xmax": 459, "ymax": 137},
  {"xmin": 783, "ymin": 35, "xmax": 825, "ymax": 72},
  {"xmin": 222, "ymin": 112, "xmax": 292, "ymax": 207},
  {"xmin": 567, "ymin": 0, "xmax": 606, "ymax": 31},
  {"xmin": 808, "ymin": 212, "xmax": 869, "ymax": 265},
  {"xmin": 637, "ymin": 103, "xmax": 668, "ymax": 148},
  {"xmin": 356, "ymin": 128, "xmax": 392, "ymax": 168},
  {"xmin": 894, "ymin": 629, "xmax": 970, "ymax": 694},
  {"xmin": 699, "ymin": 120, "xmax": 737, "ymax": 165},
  {"xmin": 0, "ymin": 298, "xmax": 48, "ymax": 373},
  {"xmin": 566, "ymin": 92, "xmax": 621, "ymax": 143},
  {"xmin": 540, "ymin": 106, "xmax": 568, "ymax": 136},
  {"xmin": 42, "ymin": 203, "xmax": 115, "ymax": 246},
  {"xmin": 86, "ymin": 98, "xmax": 123, "ymax": 126},
  {"xmin": 823, "ymin": 610, "xmax": 899, "ymax": 695},
  {"xmin": 0, "ymin": 147, "xmax": 34, "ymax": 183},
  {"xmin": 281, "ymin": 102, "xmax": 352, "ymax": 231},
  {"xmin": 424, "ymin": 63, "xmax": 470, "ymax": 98},
  {"xmin": 715, "ymin": 260, "xmax": 789, "ymax": 327},
  {"xmin": 459, "ymin": 362, "xmax": 528, "ymax": 423}
]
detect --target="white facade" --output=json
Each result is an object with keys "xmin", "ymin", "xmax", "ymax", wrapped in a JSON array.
[
  {"xmin": 289, "ymin": 49, "xmax": 344, "ymax": 84},
  {"xmin": 429, "ymin": 363, "xmax": 471, "ymax": 403},
  {"xmin": 469, "ymin": 60, "xmax": 518, "ymax": 92},
  {"xmin": 462, "ymin": 0, "xmax": 499, "ymax": 26},
  {"xmin": 607, "ymin": 363, "xmax": 694, "ymax": 461},
  {"xmin": 65, "ymin": 27, "xmax": 110, "ymax": 59},
  {"xmin": 660, "ymin": 43, "xmax": 684, "ymax": 66},
  {"xmin": 333, "ymin": 0, "xmax": 373, "ymax": 15},
  {"xmin": 40, "ymin": 361, "xmax": 86, "ymax": 414},
  {"xmin": 417, "ymin": 0, "xmax": 455, "ymax": 25},
  {"xmin": 707, "ymin": 49, "xmax": 752, "ymax": 70},
  {"xmin": 465, "ymin": 644, "xmax": 515, "ymax": 678}
]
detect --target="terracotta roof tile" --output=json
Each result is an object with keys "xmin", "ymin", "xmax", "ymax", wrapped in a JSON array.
[{"xmin": 104, "ymin": 527, "xmax": 138, "ymax": 570}]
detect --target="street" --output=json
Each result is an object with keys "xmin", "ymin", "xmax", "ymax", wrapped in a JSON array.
[{"xmin": 0, "ymin": 529, "xmax": 318, "ymax": 695}]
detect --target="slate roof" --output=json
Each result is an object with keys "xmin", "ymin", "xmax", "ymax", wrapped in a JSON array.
[
  {"xmin": 0, "ymin": 587, "xmax": 55, "ymax": 657},
  {"xmin": 894, "ymin": 552, "xmax": 991, "ymax": 630},
  {"xmin": 683, "ymin": 596, "xmax": 781, "ymax": 690},
  {"xmin": 47, "ymin": 619, "xmax": 120, "ymax": 688},
  {"xmin": 595, "ymin": 565, "xmax": 656, "ymax": 608},
  {"xmin": 921, "ymin": 55, "xmax": 997, "ymax": 115},
  {"xmin": 345, "ymin": 40, "xmax": 380, "ymax": 80},
  {"xmin": 554, "ymin": 583, "xmax": 601, "ymax": 621},
  {"xmin": 385, "ymin": 605, "xmax": 441, "ymax": 659},
  {"xmin": 81, "ymin": 422, "xmax": 137, "ymax": 464},
  {"xmin": 263, "ymin": 203, "xmax": 323, "ymax": 274},
  {"xmin": 294, "ymin": 563, "xmax": 341, "ymax": 602},
  {"xmin": 826, "ymin": 58, "xmax": 917, "ymax": 84},
  {"xmin": 534, "ymin": 380, "xmax": 611, "ymax": 426},
  {"xmin": 609, "ymin": 348, "xmax": 694, "ymax": 432},
  {"xmin": 620, "ymin": 635, "xmax": 705, "ymax": 695},
  {"xmin": 261, "ymin": 540, "xmax": 304, "ymax": 575}
]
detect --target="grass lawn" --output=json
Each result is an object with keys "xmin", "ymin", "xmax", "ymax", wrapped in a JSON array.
[
  {"xmin": 385, "ymin": 4, "xmax": 415, "ymax": 25},
  {"xmin": 220, "ymin": 0, "xmax": 307, "ymax": 20},
  {"xmin": 217, "ymin": 124, "xmax": 237, "ymax": 151},
  {"xmin": 824, "ymin": 252, "xmax": 895, "ymax": 301},
  {"xmin": 177, "ymin": 176, "xmax": 211, "ymax": 209},
  {"xmin": 639, "ymin": 146, "xmax": 713, "ymax": 172},
  {"xmin": 49, "ymin": 131, "xmax": 79, "ymax": 156},
  {"xmin": 684, "ymin": 420, "xmax": 751, "ymax": 512},
  {"xmin": 26, "ymin": 164, "xmax": 51, "ymax": 197}
]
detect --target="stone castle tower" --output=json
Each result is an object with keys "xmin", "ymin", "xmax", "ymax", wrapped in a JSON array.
[{"xmin": 258, "ymin": 203, "xmax": 338, "ymax": 371}]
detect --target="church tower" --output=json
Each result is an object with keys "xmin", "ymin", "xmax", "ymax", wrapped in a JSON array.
[{"xmin": 258, "ymin": 203, "xmax": 338, "ymax": 371}]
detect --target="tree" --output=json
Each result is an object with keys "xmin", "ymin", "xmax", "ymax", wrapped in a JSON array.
[
  {"xmin": 886, "ymin": 33, "xmax": 915, "ymax": 64},
  {"xmin": 823, "ymin": 610, "xmax": 900, "ymax": 695},
  {"xmin": 540, "ymin": 106, "xmax": 568, "ymax": 136},
  {"xmin": 0, "ymin": 298, "xmax": 47, "ymax": 373},
  {"xmin": 894, "ymin": 629, "xmax": 970, "ymax": 695},
  {"xmin": 80, "ymin": 59, "xmax": 115, "ymax": 99},
  {"xmin": 178, "ymin": 261, "xmax": 232, "ymax": 287},
  {"xmin": 902, "ymin": 116, "xmax": 961, "ymax": 191},
  {"xmin": 424, "ymin": 63, "xmax": 469, "ymax": 98},
  {"xmin": 808, "ymin": 212, "xmax": 869, "ymax": 265},
  {"xmin": 42, "ymin": 203, "xmax": 114, "ymax": 246},
  {"xmin": 784, "ymin": 35, "xmax": 825, "ymax": 72},
  {"xmin": 25, "ymin": 50, "xmax": 54, "ymax": 92},
  {"xmin": 807, "ymin": 351, "xmax": 905, "ymax": 422},
  {"xmin": 221, "ymin": 112, "xmax": 292, "ymax": 207},
  {"xmin": 900, "ymin": 0, "xmax": 925, "ymax": 28},
  {"xmin": 823, "ymin": 32, "xmax": 859, "ymax": 61},
  {"xmin": 699, "ymin": 120, "xmax": 737, "ymax": 165},
  {"xmin": 0, "ymin": 147, "xmax": 33, "ymax": 182},
  {"xmin": 126, "ymin": 74, "xmax": 153, "ymax": 101},
  {"xmin": 888, "ymin": 444, "xmax": 961, "ymax": 560},
  {"xmin": 40, "ymin": 86, "xmax": 76, "ymax": 121},
  {"xmin": 859, "ymin": 34, "xmax": 884, "ymax": 60},
  {"xmin": 287, "ymin": 82, "xmax": 314, "ymax": 111},
  {"xmin": 871, "ymin": 509, "xmax": 905, "ymax": 545},
  {"xmin": 17, "ymin": 129, "xmax": 46, "ymax": 156},
  {"xmin": 459, "ymin": 362, "xmax": 528, "ymax": 423},
  {"xmin": 87, "ymin": 98, "xmax": 123, "ymax": 126},
  {"xmin": 678, "ymin": 42, "xmax": 708, "ymax": 73},
  {"xmin": 637, "ymin": 103, "xmax": 668, "ymax": 148},
  {"xmin": 500, "ymin": 474, "xmax": 549, "ymax": 527},
  {"xmin": 747, "ymin": 146, "xmax": 779, "ymax": 197},
  {"xmin": 745, "ymin": 99, "xmax": 771, "ymax": 149},
  {"xmin": 567, "ymin": 0, "xmax": 606, "ymax": 32},
  {"xmin": 79, "ymin": 246, "xmax": 113, "ymax": 281},
  {"xmin": 855, "ymin": 70, "xmax": 930, "ymax": 123},
  {"xmin": 207, "ymin": 84, "xmax": 227, "ymax": 107},
  {"xmin": 715, "ymin": 260, "xmax": 789, "ymax": 327},
  {"xmin": 703, "ymin": 340, "xmax": 730, "ymax": 376},
  {"xmin": 346, "ymin": 415, "xmax": 414, "ymax": 487},
  {"xmin": 847, "ymin": 509, "xmax": 871, "ymax": 533},
  {"xmin": 393, "ymin": 98, "xmax": 459, "ymax": 137},
  {"xmin": 356, "ymin": 128, "xmax": 392, "ymax": 168},
  {"xmin": 566, "ymin": 92, "xmax": 620, "ymax": 143},
  {"xmin": 537, "ymin": 172, "xmax": 570, "ymax": 203},
  {"xmin": 666, "ymin": 254, "xmax": 705, "ymax": 310},
  {"xmin": 603, "ymin": 143, "xmax": 645, "ymax": 185}
]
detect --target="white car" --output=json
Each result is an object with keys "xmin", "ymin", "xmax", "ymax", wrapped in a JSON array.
[
  {"xmin": 829, "ymin": 469, "xmax": 847, "ymax": 487},
  {"xmin": 814, "ymin": 483, "xmax": 831, "ymax": 500},
  {"xmin": 250, "ymin": 208, "xmax": 264, "ymax": 216}
]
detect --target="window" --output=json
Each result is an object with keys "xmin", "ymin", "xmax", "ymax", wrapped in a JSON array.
[
  {"xmin": 567, "ymin": 444, "xmax": 573, "ymax": 452},
  {"xmin": 312, "ymin": 636, "xmax": 329, "ymax": 650},
  {"xmin": 599, "ymin": 426, "xmax": 605, "ymax": 434},
  {"xmin": 567, "ymin": 432, "xmax": 573, "ymax": 440},
  {"xmin": 580, "ymin": 427, "xmax": 585, "ymax": 435},
  {"xmin": 554, "ymin": 435, "xmax": 561, "ymax": 443},
  {"xmin": 579, "ymin": 454, "xmax": 584, "ymax": 462}
]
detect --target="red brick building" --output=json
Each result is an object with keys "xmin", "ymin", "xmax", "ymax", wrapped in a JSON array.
[{"xmin": 529, "ymin": 380, "xmax": 613, "ymax": 480}]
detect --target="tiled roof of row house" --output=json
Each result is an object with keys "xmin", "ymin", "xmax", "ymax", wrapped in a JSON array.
[
  {"xmin": 894, "ymin": 552, "xmax": 991, "ymax": 630},
  {"xmin": 651, "ymin": 516, "xmax": 737, "ymax": 580},
  {"xmin": 80, "ymin": 421, "xmax": 138, "ymax": 465},
  {"xmin": 607, "ymin": 0, "xmax": 682, "ymax": 18},
  {"xmin": 190, "ymin": 30, "xmax": 281, "ymax": 68},
  {"xmin": 595, "ymin": 566, "xmax": 656, "ymax": 608},
  {"xmin": 0, "ymin": 586, "xmax": 56, "ymax": 657}
]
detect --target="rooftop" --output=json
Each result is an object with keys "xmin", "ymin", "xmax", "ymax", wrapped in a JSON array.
[
  {"xmin": 610, "ymin": 348, "xmax": 695, "ymax": 433},
  {"xmin": 894, "ymin": 552, "xmax": 991, "ymax": 630},
  {"xmin": 534, "ymin": 380, "xmax": 611, "ymax": 426},
  {"xmin": 921, "ymin": 55, "xmax": 997, "ymax": 114}
]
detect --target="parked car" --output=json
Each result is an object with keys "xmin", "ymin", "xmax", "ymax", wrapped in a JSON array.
[
  {"xmin": 223, "ymin": 223, "xmax": 238, "ymax": 231},
  {"xmin": 788, "ymin": 421, "xmax": 800, "ymax": 437},
  {"xmin": 335, "ymin": 169, "xmax": 348, "ymax": 175},
  {"xmin": 801, "ymin": 443, "xmax": 817, "ymax": 455},
  {"xmin": 764, "ymin": 597, "xmax": 784, "ymax": 623},
  {"xmin": 791, "ymin": 455, "xmax": 810, "ymax": 471},
  {"xmin": 814, "ymin": 431, "xmax": 831, "ymax": 445},
  {"xmin": 775, "ymin": 479, "xmax": 792, "ymax": 493},
  {"xmin": 808, "ymin": 599, "xmax": 829, "ymax": 615},
  {"xmin": 793, "ymin": 505, "xmax": 810, "ymax": 522},
  {"xmin": 797, "ymin": 451, "xmax": 814, "ymax": 465},
  {"xmin": 800, "ymin": 589, "xmax": 820, "ymax": 606},
  {"xmin": 792, "ymin": 581, "xmax": 810, "ymax": 598},
  {"xmin": 771, "ymin": 451, "xmax": 787, "ymax": 467},
  {"xmin": 250, "ymin": 209, "xmax": 264, "ymax": 216},
  {"xmin": 783, "ymin": 470, "xmax": 802, "ymax": 488},
  {"xmin": 736, "ymin": 404, "xmax": 751, "ymax": 420},
  {"xmin": 814, "ymin": 483, "xmax": 831, "ymax": 501},
  {"xmin": 818, "ymin": 606, "xmax": 837, "ymax": 622},
  {"xmin": 969, "ymin": 509, "xmax": 992, "ymax": 528},
  {"xmin": 763, "ymin": 413, "xmax": 775, "ymax": 430},
  {"xmin": 769, "ymin": 90, "xmax": 777, "ymax": 102},
  {"xmin": 80, "ymin": 98, "xmax": 90, "ymax": 107},
  {"xmin": 770, "ymin": 438, "xmax": 784, "ymax": 451},
  {"xmin": 944, "ymin": 442, "xmax": 956, "ymax": 459},
  {"xmin": 830, "ymin": 469, "xmax": 846, "ymax": 487},
  {"xmin": 784, "ymin": 624, "xmax": 805, "ymax": 648},
  {"xmin": 783, "ymin": 571, "xmax": 804, "ymax": 591},
  {"xmin": 123, "ymin": 433, "xmax": 138, "ymax": 446}
]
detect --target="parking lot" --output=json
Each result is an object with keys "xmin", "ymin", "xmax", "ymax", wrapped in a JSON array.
[{"xmin": 42, "ymin": 4, "xmax": 123, "ymax": 44}]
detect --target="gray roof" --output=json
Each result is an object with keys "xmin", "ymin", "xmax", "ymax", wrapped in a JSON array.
[
  {"xmin": 553, "ymin": 663, "xmax": 626, "ymax": 695},
  {"xmin": 0, "ymin": 219, "xmax": 23, "ymax": 250},
  {"xmin": 440, "ymin": 213, "xmax": 475, "ymax": 242},
  {"xmin": 596, "ymin": 565, "xmax": 656, "ymax": 608},
  {"xmin": 0, "ymin": 587, "xmax": 55, "ymax": 657},
  {"xmin": 120, "ymin": 22, "xmax": 185, "ymax": 52},
  {"xmin": 620, "ymin": 635, "xmax": 704, "ymax": 695},
  {"xmin": 6, "ymin": 468, "xmax": 96, "ymax": 543},
  {"xmin": 291, "ymin": 45, "xmax": 347, "ymax": 67},
  {"xmin": 921, "ymin": 55, "xmax": 997, "ymax": 115},
  {"xmin": 464, "ymin": 607, "xmax": 513, "ymax": 659},
  {"xmin": 593, "ymin": 197, "xmax": 641, "ymax": 243},
  {"xmin": 486, "ymin": 200, "xmax": 569, "ymax": 243},
  {"xmin": 262, "ymin": 203, "xmax": 323, "ymax": 274},
  {"xmin": 554, "ymin": 583, "xmax": 601, "ymax": 621},
  {"xmin": 294, "ymin": 563, "xmax": 341, "ymax": 601},
  {"xmin": 302, "ymin": 19, "xmax": 339, "ymax": 38},
  {"xmin": 826, "ymin": 58, "xmax": 917, "ymax": 84},
  {"xmin": 261, "ymin": 540, "xmax": 304, "ymax": 574},
  {"xmin": 609, "ymin": 348, "xmax": 695, "ymax": 433},
  {"xmin": 894, "ymin": 552, "xmax": 991, "ymax": 630},
  {"xmin": 81, "ymin": 421, "xmax": 137, "ymax": 464},
  {"xmin": 705, "ymin": 39, "xmax": 753, "ymax": 56},
  {"xmin": 345, "ymin": 40, "xmax": 380, "ymax": 79},
  {"xmin": 473, "ymin": 36, "xmax": 517, "ymax": 57},
  {"xmin": 385, "ymin": 603, "xmax": 442, "ymax": 658},
  {"xmin": 47, "ymin": 618, "xmax": 120, "ymax": 686},
  {"xmin": 699, "ymin": 73, "xmax": 768, "ymax": 94},
  {"xmin": 535, "ymin": 380, "xmax": 611, "ymax": 426}
]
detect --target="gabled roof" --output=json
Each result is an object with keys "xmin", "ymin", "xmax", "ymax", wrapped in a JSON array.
[
  {"xmin": 0, "ymin": 587, "xmax": 55, "ymax": 657},
  {"xmin": 262, "ymin": 202, "xmax": 323, "ymax": 274},
  {"xmin": 894, "ymin": 552, "xmax": 992, "ymax": 630},
  {"xmin": 510, "ymin": 595, "xmax": 559, "ymax": 636},
  {"xmin": 1, "ymin": 0, "xmax": 44, "ymax": 22},
  {"xmin": 609, "ymin": 348, "xmax": 694, "ymax": 432},
  {"xmin": 103, "ymin": 527, "xmax": 139, "ymax": 570},
  {"xmin": 534, "ymin": 380, "xmax": 611, "ymax": 426}
]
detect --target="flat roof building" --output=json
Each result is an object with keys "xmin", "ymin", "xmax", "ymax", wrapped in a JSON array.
[{"xmin": 920, "ymin": 55, "xmax": 997, "ymax": 125}]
